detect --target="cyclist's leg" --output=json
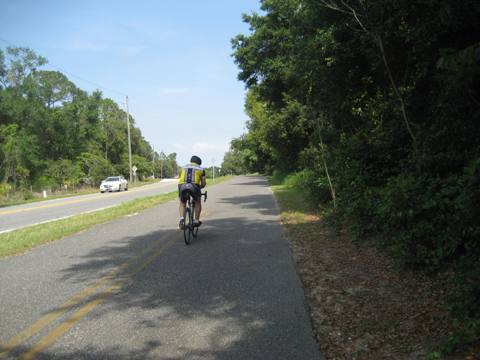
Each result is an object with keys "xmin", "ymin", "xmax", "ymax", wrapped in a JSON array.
[
  {"xmin": 192, "ymin": 184, "xmax": 202, "ymax": 225},
  {"xmin": 195, "ymin": 200, "xmax": 201, "ymax": 220},
  {"xmin": 178, "ymin": 184, "xmax": 187, "ymax": 228},
  {"xmin": 179, "ymin": 201, "xmax": 187, "ymax": 218}
]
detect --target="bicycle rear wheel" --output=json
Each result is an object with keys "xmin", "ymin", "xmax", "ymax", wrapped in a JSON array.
[{"xmin": 183, "ymin": 207, "xmax": 192, "ymax": 245}]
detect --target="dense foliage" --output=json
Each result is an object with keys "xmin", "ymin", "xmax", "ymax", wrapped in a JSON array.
[
  {"xmin": 230, "ymin": 0, "xmax": 480, "ymax": 349},
  {"xmin": 0, "ymin": 47, "xmax": 178, "ymax": 199}
]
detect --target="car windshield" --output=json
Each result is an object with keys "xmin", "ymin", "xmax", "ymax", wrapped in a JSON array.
[{"xmin": 105, "ymin": 177, "xmax": 119, "ymax": 182}]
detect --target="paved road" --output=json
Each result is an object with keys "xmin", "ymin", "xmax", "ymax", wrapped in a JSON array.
[
  {"xmin": 0, "ymin": 180, "xmax": 178, "ymax": 233},
  {"xmin": 0, "ymin": 176, "xmax": 323, "ymax": 360}
]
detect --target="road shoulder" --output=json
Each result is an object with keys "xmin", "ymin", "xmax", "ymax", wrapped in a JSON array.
[{"xmin": 271, "ymin": 182, "xmax": 470, "ymax": 359}]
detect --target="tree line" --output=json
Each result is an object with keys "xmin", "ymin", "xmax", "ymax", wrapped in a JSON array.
[
  {"xmin": 226, "ymin": 0, "xmax": 480, "ymax": 350},
  {"xmin": 0, "ymin": 47, "xmax": 178, "ymax": 199}
]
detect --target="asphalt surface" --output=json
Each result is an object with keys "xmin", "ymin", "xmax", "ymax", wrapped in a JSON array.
[
  {"xmin": 0, "ymin": 176, "xmax": 324, "ymax": 360},
  {"xmin": 0, "ymin": 180, "xmax": 178, "ymax": 233}
]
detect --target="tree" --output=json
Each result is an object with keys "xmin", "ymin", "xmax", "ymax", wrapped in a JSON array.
[
  {"xmin": 27, "ymin": 70, "xmax": 77, "ymax": 108},
  {"xmin": 231, "ymin": 0, "xmax": 480, "ymax": 347},
  {"xmin": 0, "ymin": 124, "xmax": 39, "ymax": 187},
  {"xmin": 221, "ymin": 149, "xmax": 245, "ymax": 175},
  {"xmin": 77, "ymin": 152, "xmax": 113, "ymax": 185},
  {"xmin": 131, "ymin": 154, "xmax": 151, "ymax": 180},
  {"xmin": 0, "ymin": 47, "xmax": 47, "ymax": 88}
]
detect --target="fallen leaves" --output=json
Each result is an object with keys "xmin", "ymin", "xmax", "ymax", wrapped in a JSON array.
[{"xmin": 281, "ymin": 212, "xmax": 463, "ymax": 359}]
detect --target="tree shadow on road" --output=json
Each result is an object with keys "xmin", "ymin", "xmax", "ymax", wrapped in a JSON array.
[
  {"xmin": 231, "ymin": 180, "xmax": 268, "ymax": 186},
  {"xmin": 229, "ymin": 175, "xmax": 269, "ymax": 187},
  {"xmin": 218, "ymin": 194, "xmax": 279, "ymax": 217},
  {"xmin": 36, "ymin": 215, "xmax": 322, "ymax": 360}
]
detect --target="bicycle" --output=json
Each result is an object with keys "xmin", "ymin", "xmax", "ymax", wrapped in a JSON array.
[{"xmin": 183, "ymin": 191, "xmax": 207, "ymax": 245}]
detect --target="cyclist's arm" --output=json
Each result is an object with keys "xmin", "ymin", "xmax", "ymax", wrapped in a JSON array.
[{"xmin": 200, "ymin": 170, "xmax": 206, "ymax": 189}]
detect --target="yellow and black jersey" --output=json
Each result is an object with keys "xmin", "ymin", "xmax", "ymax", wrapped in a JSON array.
[{"xmin": 178, "ymin": 163, "xmax": 205, "ymax": 186}]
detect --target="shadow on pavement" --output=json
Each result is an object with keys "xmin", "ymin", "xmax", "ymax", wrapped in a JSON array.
[
  {"xmin": 35, "ymin": 215, "xmax": 322, "ymax": 360},
  {"xmin": 231, "ymin": 175, "xmax": 269, "ymax": 187},
  {"xmin": 218, "ymin": 194, "xmax": 279, "ymax": 217},
  {"xmin": 231, "ymin": 180, "xmax": 268, "ymax": 186}
]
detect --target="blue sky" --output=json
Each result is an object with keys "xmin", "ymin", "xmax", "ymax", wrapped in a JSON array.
[{"xmin": 0, "ymin": 0, "xmax": 260, "ymax": 167}]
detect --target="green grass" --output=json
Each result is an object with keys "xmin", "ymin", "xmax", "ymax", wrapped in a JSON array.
[
  {"xmin": 0, "ymin": 175, "xmax": 235, "ymax": 258},
  {"xmin": 268, "ymin": 171, "xmax": 324, "ymax": 230},
  {"xmin": 0, "ymin": 191, "xmax": 177, "ymax": 258},
  {"xmin": 271, "ymin": 184, "xmax": 314, "ymax": 214},
  {"xmin": 0, "ymin": 179, "xmax": 163, "ymax": 208},
  {"xmin": 0, "ymin": 188, "xmax": 99, "ymax": 208}
]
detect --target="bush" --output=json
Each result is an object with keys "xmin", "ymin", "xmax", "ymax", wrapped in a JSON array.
[
  {"xmin": 33, "ymin": 175, "xmax": 57, "ymax": 192},
  {"xmin": 0, "ymin": 183, "xmax": 8, "ymax": 197},
  {"xmin": 333, "ymin": 160, "xmax": 480, "ymax": 348},
  {"xmin": 283, "ymin": 169, "xmax": 332, "ymax": 207},
  {"xmin": 270, "ymin": 169, "xmax": 288, "ymax": 185},
  {"xmin": 373, "ymin": 174, "xmax": 464, "ymax": 268}
]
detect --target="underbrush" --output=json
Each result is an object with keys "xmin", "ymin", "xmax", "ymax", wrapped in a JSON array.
[{"xmin": 270, "ymin": 169, "xmax": 480, "ymax": 356}]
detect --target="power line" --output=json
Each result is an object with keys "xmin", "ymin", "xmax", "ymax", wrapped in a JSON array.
[{"xmin": 0, "ymin": 36, "xmax": 127, "ymax": 97}]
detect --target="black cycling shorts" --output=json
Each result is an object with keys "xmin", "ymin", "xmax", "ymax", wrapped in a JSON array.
[{"xmin": 178, "ymin": 183, "xmax": 201, "ymax": 202}]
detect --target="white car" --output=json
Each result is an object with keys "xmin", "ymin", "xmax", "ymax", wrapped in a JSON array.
[{"xmin": 100, "ymin": 176, "xmax": 128, "ymax": 193}]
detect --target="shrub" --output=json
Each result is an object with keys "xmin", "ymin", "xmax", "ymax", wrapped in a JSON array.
[
  {"xmin": 283, "ymin": 169, "xmax": 332, "ymax": 207},
  {"xmin": 270, "ymin": 169, "xmax": 288, "ymax": 185}
]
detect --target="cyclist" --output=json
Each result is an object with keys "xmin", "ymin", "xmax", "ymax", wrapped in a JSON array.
[{"xmin": 178, "ymin": 155, "xmax": 206, "ymax": 229}]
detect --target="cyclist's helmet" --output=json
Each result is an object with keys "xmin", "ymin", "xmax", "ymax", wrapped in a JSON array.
[{"xmin": 190, "ymin": 155, "xmax": 202, "ymax": 165}]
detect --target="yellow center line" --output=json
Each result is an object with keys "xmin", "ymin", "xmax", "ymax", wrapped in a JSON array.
[
  {"xmin": 0, "ymin": 197, "xmax": 99, "ymax": 216},
  {"xmin": 19, "ymin": 283, "xmax": 122, "ymax": 360},
  {"xmin": 0, "ymin": 276, "xmax": 110, "ymax": 358},
  {"xmin": 18, "ymin": 237, "xmax": 178, "ymax": 359},
  {"xmin": 0, "ymin": 182, "xmax": 174, "ymax": 216},
  {"xmin": 1, "ymin": 206, "xmax": 206, "ymax": 358},
  {"xmin": 0, "ymin": 233, "xmax": 174, "ymax": 359}
]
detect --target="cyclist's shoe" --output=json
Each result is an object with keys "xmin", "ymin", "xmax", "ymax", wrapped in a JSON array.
[
  {"xmin": 179, "ymin": 218, "xmax": 185, "ymax": 230},
  {"xmin": 193, "ymin": 219, "xmax": 202, "ymax": 227}
]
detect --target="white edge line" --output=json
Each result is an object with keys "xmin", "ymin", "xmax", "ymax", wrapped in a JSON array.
[{"xmin": 0, "ymin": 205, "xmax": 117, "ymax": 235}]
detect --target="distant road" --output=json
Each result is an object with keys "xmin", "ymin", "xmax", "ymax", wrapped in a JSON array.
[{"xmin": 0, "ymin": 180, "xmax": 178, "ymax": 233}]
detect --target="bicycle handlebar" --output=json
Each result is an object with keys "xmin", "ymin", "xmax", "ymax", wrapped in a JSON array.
[{"xmin": 202, "ymin": 191, "xmax": 207, "ymax": 202}]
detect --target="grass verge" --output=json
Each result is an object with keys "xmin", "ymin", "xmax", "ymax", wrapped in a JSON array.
[
  {"xmin": 0, "ymin": 175, "xmax": 234, "ymax": 259},
  {"xmin": 270, "ymin": 180, "xmax": 476, "ymax": 360},
  {"xmin": 0, "ymin": 179, "xmax": 163, "ymax": 208}
]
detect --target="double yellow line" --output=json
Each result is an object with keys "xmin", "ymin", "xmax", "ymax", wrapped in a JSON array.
[{"xmin": 0, "ymin": 235, "xmax": 177, "ymax": 360}]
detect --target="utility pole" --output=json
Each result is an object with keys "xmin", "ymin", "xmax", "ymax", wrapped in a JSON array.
[
  {"xmin": 125, "ymin": 96, "xmax": 133, "ymax": 183},
  {"xmin": 152, "ymin": 148, "xmax": 155, "ymax": 178},
  {"xmin": 212, "ymin": 158, "xmax": 215, "ymax": 182},
  {"xmin": 160, "ymin": 150, "xmax": 165, "ymax": 179}
]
